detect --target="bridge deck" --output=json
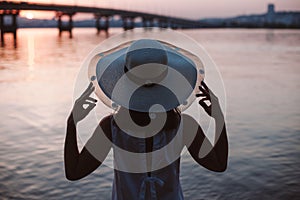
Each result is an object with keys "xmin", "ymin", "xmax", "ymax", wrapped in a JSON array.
[{"xmin": 0, "ymin": 1, "xmax": 199, "ymax": 26}]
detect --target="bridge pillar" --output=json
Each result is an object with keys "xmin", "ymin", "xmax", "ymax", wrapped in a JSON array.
[
  {"xmin": 0, "ymin": 10, "xmax": 19, "ymax": 47},
  {"xmin": 95, "ymin": 14, "xmax": 110, "ymax": 36},
  {"xmin": 122, "ymin": 17, "xmax": 135, "ymax": 31},
  {"xmin": 158, "ymin": 19, "xmax": 168, "ymax": 29},
  {"xmin": 170, "ymin": 21, "xmax": 178, "ymax": 30},
  {"xmin": 142, "ymin": 17, "xmax": 154, "ymax": 29},
  {"xmin": 56, "ymin": 12, "xmax": 75, "ymax": 38}
]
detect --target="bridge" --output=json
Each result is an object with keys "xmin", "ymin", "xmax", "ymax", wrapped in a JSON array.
[{"xmin": 0, "ymin": 1, "xmax": 200, "ymax": 46}]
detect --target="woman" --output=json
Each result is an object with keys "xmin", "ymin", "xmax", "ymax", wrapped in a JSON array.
[{"xmin": 65, "ymin": 39, "xmax": 228, "ymax": 200}]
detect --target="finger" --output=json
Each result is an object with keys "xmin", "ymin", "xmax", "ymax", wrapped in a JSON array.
[
  {"xmin": 75, "ymin": 96, "xmax": 95, "ymax": 107},
  {"xmin": 81, "ymin": 102, "xmax": 96, "ymax": 112},
  {"xmin": 83, "ymin": 82, "xmax": 93, "ymax": 95},
  {"xmin": 198, "ymin": 86, "xmax": 210, "ymax": 97},
  {"xmin": 200, "ymin": 97, "xmax": 210, "ymax": 102},
  {"xmin": 201, "ymin": 81, "xmax": 217, "ymax": 98},
  {"xmin": 201, "ymin": 81, "xmax": 209, "ymax": 91},
  {"xmin": 82, "ymin": 86, "xmax": 95, "ymax": 98},
  {"xmin": 196, "ymin": 93, "xmax": 207, "ymax": 97},
  {"xmin": 199, "ymin": 99, "xmax": 209, "ymax": 109},
  {"xmin": 199, "ymin": 98, "xmax": 211, "ymax": 108},
  {"xmin": 86, "ymin": 97, "xmax": 98, "ymax": 103},
  {"xmin": 80, "ymin": 83, "xmax": 94, "ymax": 98},
  {"xmin": 85, "ymin": 103, "xmax": 96, "ymax": 112},
  {"xmin": 83, "ymin": 101, "xmax": 96, "ymax": 106}
]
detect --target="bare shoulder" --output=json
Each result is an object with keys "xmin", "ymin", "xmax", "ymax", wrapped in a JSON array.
[{"xmin": 99, "ymin": 115, "xmax": 113, "ymax": 127}]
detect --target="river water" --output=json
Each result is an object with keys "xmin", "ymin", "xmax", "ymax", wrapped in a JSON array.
[{"xmin": 0, "ymin": 28, "xmax": 299, "ymax": 199}]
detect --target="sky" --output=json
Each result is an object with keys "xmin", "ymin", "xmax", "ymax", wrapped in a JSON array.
[{"xmin": 14, "ymin": 0, "xmax": 300, "ymax": 20}]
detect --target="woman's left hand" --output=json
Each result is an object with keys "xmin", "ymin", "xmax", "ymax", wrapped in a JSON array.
[{"xmin": 196, "ymin": 81, "xmax": 223, "ymax": 119}]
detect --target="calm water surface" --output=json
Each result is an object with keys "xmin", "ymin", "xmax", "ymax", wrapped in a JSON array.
[{"xmin": 0, "ymin": 28, "xmax": 299, "ymax": 199}]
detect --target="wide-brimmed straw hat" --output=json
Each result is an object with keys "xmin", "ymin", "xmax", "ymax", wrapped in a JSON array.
[{"xmin": 90, "ymin": 39, "xmax": 201, "ymax": 112}]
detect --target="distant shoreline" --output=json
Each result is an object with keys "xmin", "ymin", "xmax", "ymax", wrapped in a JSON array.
[
  {"xmin": 15, "ymin": 11, "xmax": 300, "ymax": 29},
  {"xmin": 15, "ymin": 26, "xmax": 300, "ymax": 30}
]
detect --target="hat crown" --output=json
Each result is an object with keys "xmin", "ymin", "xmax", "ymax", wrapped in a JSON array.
[
  {"xmin": 125, "ymin": 39, "xmax": 168, "ymax": 85},
  {"xmin": 125, "ymin": 39, "xmax": 168, "ymax": 69}
]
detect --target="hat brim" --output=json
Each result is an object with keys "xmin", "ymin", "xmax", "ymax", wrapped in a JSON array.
[{"xmin": 91, "ymin": 41, "xmax": 200, "ymax": 112}]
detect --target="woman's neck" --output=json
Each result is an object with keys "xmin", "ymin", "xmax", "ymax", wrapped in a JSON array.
[{"xmin": 117, "ymin": 107, "xmax": 180, "ymax": 129}]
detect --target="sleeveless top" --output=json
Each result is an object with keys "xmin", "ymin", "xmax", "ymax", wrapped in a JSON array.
[{"xmin": 110, "ymin": 116, "xmax": 185, "ymax": 200}]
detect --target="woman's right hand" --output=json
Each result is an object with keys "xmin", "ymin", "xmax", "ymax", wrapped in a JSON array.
[{"xmin": 71, "ymin": 82, "xmax": 97, "ymax": 124}]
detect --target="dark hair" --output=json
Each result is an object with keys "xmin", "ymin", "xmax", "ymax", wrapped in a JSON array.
[{"xmin": 127, "ymin": 108, "xmax": 181, "ymax": 131}]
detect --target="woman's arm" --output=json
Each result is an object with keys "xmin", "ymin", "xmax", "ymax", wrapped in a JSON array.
[
  {"xmin": 184, "ymin": 81, "xmax": 228, "ymax": 172},
  {"xmin": 183, "ymin": 114, "xmax": 228, "ymax": 172},
  {"xmin": 64, "ymin": 83, "xmax": 111, "ymax": 180}
]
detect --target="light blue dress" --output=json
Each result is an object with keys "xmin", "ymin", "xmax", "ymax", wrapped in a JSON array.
[{"xmin": 110, "ymin": 117, "xmax": 185, "ymax": 200}]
